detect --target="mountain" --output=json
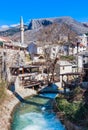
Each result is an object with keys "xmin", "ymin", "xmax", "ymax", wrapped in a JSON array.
[
  {"xmin": 11, "ymin": 22, "xmax": 77, "ymax": 45},
  {"xmin": 28, "ymin": 19, "xmax": 53, "ymax": 30},
  {"xmin": 83, "ymin": 22, "xmax": 88, "ymax": 27},
  {"xmin": 28, "ymin": 17, "xmax": 88, "ymax": 34},
  {"xmin": 0, "ymin": 16, "xmax": 88, "ymax": 44},
  {"xmin": 0, "ymin": 25, "xmax": 28, "ymax": 37}
]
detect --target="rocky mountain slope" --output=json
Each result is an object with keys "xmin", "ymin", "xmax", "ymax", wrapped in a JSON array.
[
  {"xmin": 28, "ymin": 17, "xmax": 88, "ymax": 34},
  {"xmin": 11, "ymin": 22, "xmax": 77, "ymax": 45},
  {"xmin": 0, "ymin": 16, "xmax": 88, "ymax": 44},
  {"xmin": 0, "ymin": 25, "xmax": 28, "ymax": 36}
]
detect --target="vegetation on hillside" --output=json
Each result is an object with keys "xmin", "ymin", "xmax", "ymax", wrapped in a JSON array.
[
  {"xmin": 25, "ymin": 54, "xmax": 31, "ymax": 62},
  {"xmin": 56, "ymin": 87, "xmax": 88, "ymax": 129},
  {"xmin": 60, "ymin": 55, "xmax": 75, "ymax": 61}
]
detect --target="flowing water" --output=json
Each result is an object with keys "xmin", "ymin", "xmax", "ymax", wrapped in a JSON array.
[{"xmin": 11, "ymin": 95, "xmax": 65, "ymax": 130}]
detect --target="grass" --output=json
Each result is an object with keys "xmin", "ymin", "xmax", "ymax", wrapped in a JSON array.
[
  {"xmin": 60, "ymin": 55, "xmax": 75, "ymax": 61},
  {"xmin": 25, "ymin": 54, "xmax": 31, "ymax": 62}
]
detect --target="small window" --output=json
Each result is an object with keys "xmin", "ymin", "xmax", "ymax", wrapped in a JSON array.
[
  {"xmin": 83, "ymin": 60, "xmax": 85, "ymax": 63},
  {"xmin": 63, "ymin": 66, "xmax": 65, "ymax": 70},
  {"xmin": 53, "ymin": 48, "xmax": 56, "ymax": 51}
]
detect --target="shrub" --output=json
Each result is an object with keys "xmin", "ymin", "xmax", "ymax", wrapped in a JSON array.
[
  {"xmin": 56, "ymin": 97, "xmax": 81, "ymax": 121},
  {"xmin": 60, "ymin": 55, "xmax": 75, "ymax": 61},
  {"xmin": 56, "ymin": 88, "xmax": 88, "ymax": 128}
]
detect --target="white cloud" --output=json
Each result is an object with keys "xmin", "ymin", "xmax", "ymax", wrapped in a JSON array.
[
  {"xmin": 10, "ymin": 23, "xmax": 20, "ymax": 27},
  {"xmin": 0, "ymin": 21, "xmax": 26, "ymax": 31},
  {"xmin": 1, "ymin": 25, "xmax": 9, "ymax": 28},
  {"xmin": 0, "ymin": 25, "xmax": 9, "ymax": 31},
  {"xmin": 0, "ymin": 23, "xmax": 20, "ymax": 31}
]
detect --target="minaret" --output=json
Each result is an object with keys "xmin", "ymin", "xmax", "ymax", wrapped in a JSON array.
[{"xmin": 20, "ymin": 16, "xmax": 24, "ymax": 44}]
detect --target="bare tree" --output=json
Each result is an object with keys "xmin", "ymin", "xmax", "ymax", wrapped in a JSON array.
[{"xmin": 44, "ymin": 46, "xmax": 60, "ymax": 85}]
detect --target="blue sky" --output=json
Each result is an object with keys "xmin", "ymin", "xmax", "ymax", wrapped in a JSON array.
[{"xmin": 0, "ymin": 0, "xmax": 88, "ymax": 27}]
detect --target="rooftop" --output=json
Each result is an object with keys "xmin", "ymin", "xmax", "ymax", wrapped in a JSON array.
[{"xmin": 58, "ymin": 60, "xmax": 72, "ymax": 66}]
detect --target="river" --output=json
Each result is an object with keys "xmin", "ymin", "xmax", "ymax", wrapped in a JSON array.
[{"xmin": 11, "ymin": 95, "xmax": 66, "ymax": 130}]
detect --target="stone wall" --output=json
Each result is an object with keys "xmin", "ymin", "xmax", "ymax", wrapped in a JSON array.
[
  {"xmin": 0, "ymin": 88, "xmax": 36, "ymax": 130},
  {"xmin": 64, "ymin": 120, "xmax": 82, "ymax": 130}
]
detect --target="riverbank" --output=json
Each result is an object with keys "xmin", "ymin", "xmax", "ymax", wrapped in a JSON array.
[
  {"xmin": 55, "ymin": 86, "xmax": 88, "ymax": 130},
  {"xmin": 0, "ymin": 88, "xmax": 36, "ymax": 130},
  {"xmin": 55, "ymin": 105, "xmax": 82, "ymax": 130}
]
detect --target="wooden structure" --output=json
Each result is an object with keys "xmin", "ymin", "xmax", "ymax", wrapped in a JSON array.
[
  {"xmin": 18, "ymin": 74, "xmax": 41, "ymax": 88},
  {"xmin": 10, "ymin": 65, "xmax": 39, "ymax": 76},
  {"xmin": 4, "ymin": 42, "xmax": 27, "ymax": 51},
  {"xmin": 10, "ymin": 65, "xmax": 42, "ymax": 88}
]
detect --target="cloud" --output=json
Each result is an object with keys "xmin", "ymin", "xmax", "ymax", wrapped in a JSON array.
[
  {"xmin": 1, "ymin": 25, "xmax": 9, "ymax": 28},
  {"xmin": 10, "ymin": 23, "xmax": 20, "ymax": 27},
  {"xmin": 0, "ymin": 21, "xmax": 26, "ymax": 31},
  {"xmin": 0, "ymin": 23, "xmax": 20, "ymax": 31},
  {"xmin": 0, "ymin": 25, "xmax": 9, "ymax": 31}
]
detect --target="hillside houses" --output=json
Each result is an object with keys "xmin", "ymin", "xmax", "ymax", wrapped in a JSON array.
[
  {"xmin": 77, "ymin": 34, "xmax": 87, "ymax": 47},
  {"xmin": 27, "ymin": 42, "xmax": 44, "ymax": 59},
  {"xmin": 0, "ymin": 36, "xmax": 11, "ymax": 43},
  {"xmin": 55, "ymin": 60, "xmax": 77, "ymax": 86},
  {"xmin": 27, "ymin": 34, "xmax": 88, "ymax": 62},
  {"xmin": 0, "ymin": 26, "xmax": 88, "ymax": 89}
]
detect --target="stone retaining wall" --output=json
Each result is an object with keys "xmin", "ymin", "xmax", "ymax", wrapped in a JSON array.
[
  {"xmin": 64, "ymin": 120, "xmax": 82, "ymax": 130},
  {"xmin": 0, "ymin": 88, "xmax": 36, "ymax": 130}
]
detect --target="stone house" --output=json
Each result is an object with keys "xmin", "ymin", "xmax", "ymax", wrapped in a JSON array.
[{"xmin": 27, "ymin": 42, "xmax": 44, "ymax": 60}]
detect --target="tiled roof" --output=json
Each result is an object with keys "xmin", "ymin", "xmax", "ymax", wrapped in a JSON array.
[
  {"xmin": 0, "ymin": 36, "xmax": 11, "ymax": 42},
  {"xmin": 72, "ymin": 43, "xmax": 85, "ymax": 47}
]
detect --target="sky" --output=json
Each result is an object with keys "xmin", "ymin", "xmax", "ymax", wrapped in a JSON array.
[{"xmin": 0, "ymin": 0, "xmax": 88, "ymax": 29}]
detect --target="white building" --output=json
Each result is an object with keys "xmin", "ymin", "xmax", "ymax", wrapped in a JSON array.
[
  {"xmin": 56, "ymin": 60, "xmax": 77, "ymax": 88},
  {"xmin": 27, "ymin": 42, "xmax": 44, "ymax": 54},
  {"xmin": 77, "ymin": 34, "xmax": 87, "ymax": 47},
  {"xmin": 27, "ymin": 42, "xmax": 44, "ymax": 60},
  {"xmin": 37, "ymin": 46, "xmax": 44, "ymax": 55},
  {"xmin": 77, "ymin": 55, "xmax": 83, "ymax": 72},
  {"xmin": 69, "ymin": 44, "xmax": 86, "ymax": 55},
  {"xmin": 78, "ymin": 51, "xmax": 88, "ymax": 65},
  {"xmin": 50, "ymin": 46, "xmax": 59, "ymax": 59},
  {"xmin": 59, "ymin": 60, "xmax": 73, "ymax": 75}
]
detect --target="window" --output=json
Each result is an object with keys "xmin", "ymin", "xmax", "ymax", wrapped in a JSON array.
[
  {"xmin": 30, "ymin": 67, "xmax": 39, "ymax": 73},
  {"xmin": 63, "ymin": 66, "xmax": 65, "ymax": 70},
  {"xmin": 83, "ymin": 60, "xmax": 85, "ymax": 63},
  {"xmin": 53, "ymin": 48, "xmax": 56, "ymax": 51}
]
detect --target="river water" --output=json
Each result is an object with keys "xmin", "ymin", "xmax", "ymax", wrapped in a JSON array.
[{"xmin": 11, "ymin": 95, "xmax": 65, "ymax": 130}]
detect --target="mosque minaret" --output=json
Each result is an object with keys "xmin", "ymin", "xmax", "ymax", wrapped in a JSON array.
[{"xmin": 20, "ymin": 16, "xmax": 24, "ymax": 44}]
